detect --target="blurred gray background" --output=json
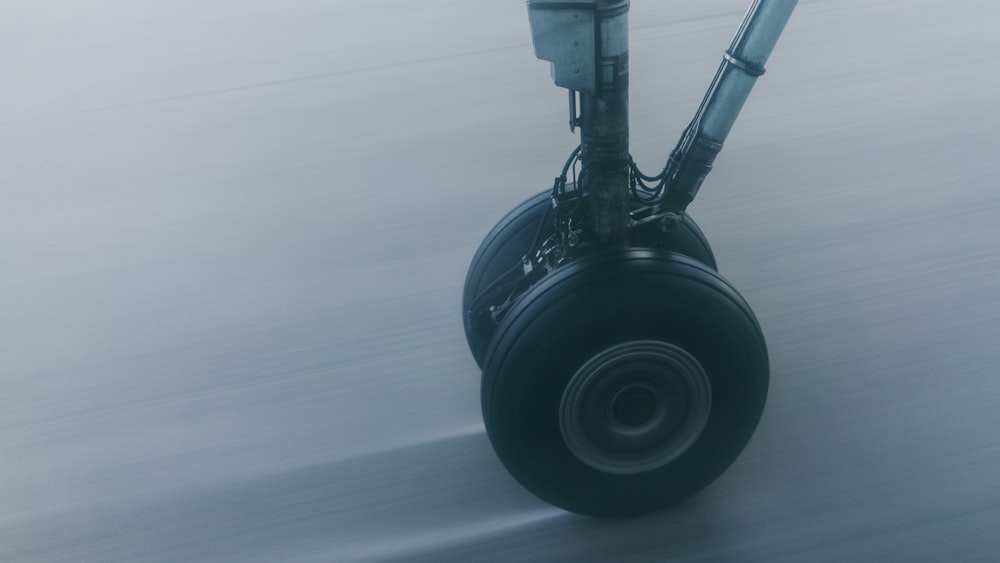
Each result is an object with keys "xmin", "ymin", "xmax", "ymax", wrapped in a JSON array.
[{"xmin": 3, "ymin": 0, "xmax": 1000, "ymax": 560}]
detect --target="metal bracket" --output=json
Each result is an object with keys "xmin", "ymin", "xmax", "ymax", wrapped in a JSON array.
[
  {"xmin": 527, "ymin": 1, "xmax": 598, "ymax": 94},
  {"xmin": 569, "ymin": 90, "xmax": 580, "ymax": 131}
]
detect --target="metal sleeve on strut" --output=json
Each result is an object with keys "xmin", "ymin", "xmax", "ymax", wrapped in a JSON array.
[{"xmin": 722, "ymin": 51, "xmax": 766, "ymax": 77}]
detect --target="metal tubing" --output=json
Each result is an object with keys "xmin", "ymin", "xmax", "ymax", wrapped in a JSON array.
[{"xmin": 660, "ymin": 0, "xmax": 797, "ymax": 213}]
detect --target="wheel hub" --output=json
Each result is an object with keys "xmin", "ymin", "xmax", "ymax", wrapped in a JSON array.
[
  {"xmin": 559, "ymin": 340, "xmax": 711, "ymax": 474},
  {"xmin": 611, "ymin": 384, "xmax": 658, "ymax": 427}
]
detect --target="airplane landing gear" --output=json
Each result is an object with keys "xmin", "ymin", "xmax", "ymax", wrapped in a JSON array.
[{"xmin": 461, "ymin": 0, "xmax": 797, "ymax": 516}]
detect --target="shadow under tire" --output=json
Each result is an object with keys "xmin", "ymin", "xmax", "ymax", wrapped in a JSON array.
[
  {"xmin": 481, "ymin": 250, "xmax": 768, "ymax": 517},
  {"xmin": 463, "ymin": 190, "xmax": 716, "ymax": 368}
]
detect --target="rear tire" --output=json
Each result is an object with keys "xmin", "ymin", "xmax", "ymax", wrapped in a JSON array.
[{"xmin": 463, "ymin": 190, "xmax": 716, "ymax": 368}]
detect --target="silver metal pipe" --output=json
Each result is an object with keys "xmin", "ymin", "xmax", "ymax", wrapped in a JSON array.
[{"xmin": 661, "ymin": 0, "xmax": 797, "ymax": 212}]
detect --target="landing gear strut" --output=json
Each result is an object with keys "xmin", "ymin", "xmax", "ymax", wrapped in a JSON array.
[{"xmin": 462, "ymin": 0, "xmax": 797, "ymax": 517}]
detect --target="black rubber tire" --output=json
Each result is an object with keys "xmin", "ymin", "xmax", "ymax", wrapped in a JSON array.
[
  {"xmin": 463, "ymin": 190, "xmax": 716, "ymax": 368},
  {"xmin": 481, "ymin": 250, "xmax": 768, "ymax": 517}
]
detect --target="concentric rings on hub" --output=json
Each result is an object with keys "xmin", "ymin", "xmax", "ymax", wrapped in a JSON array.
[{"xmin": 559, "ymin": 340, "xmax": 712, "ymax": 474}]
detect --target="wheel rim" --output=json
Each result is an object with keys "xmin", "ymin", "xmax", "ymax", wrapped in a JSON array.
[{"xmin": 559, "ymin": 340, "xmax": 712, "ymax": 475}]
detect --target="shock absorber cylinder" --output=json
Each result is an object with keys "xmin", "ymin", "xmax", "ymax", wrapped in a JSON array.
[
  {"xmin": 579, "ymin": 1, "xmax": 630, "ymax": 244},
  {"xmin": 528, "ymin": 0, "xmax": 632, "ymax": 244}
]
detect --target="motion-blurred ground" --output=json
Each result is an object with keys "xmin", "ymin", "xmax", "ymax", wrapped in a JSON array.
[{"xmin": 3, "ymin": 0, "xmax": 1000, "ymax": 560}]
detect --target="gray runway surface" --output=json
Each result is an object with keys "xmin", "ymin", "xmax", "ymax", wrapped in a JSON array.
[{"xmin": 3, "ymin": 0, "xmax": 1000, "ymax": 560}]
